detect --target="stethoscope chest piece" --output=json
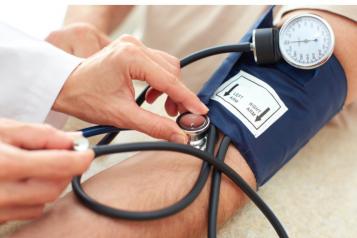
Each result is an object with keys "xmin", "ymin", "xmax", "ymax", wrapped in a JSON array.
[
  {"xmin": 71, "ymin": 134, "xmax": 90, "ymax": 152},
  {"xmin": 176, "ymin": 112, "xmax": 210, "ymax": 150}
]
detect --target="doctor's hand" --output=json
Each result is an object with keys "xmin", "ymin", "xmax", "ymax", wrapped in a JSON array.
[
  {"xmin": 53, "ymin": 35, "xmax": 208, "ymax": 143},
  {"xmin": 46, "ymin": 23, "xmax": 111, "ymax": 58},
  {"xmin": 0, "ymin": 119, "xmax": 93, "ymax": 223}
]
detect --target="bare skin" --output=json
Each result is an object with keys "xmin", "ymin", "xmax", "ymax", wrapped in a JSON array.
[
  {"xmin": 11, "ymin": 7, "xmax": 357, "ymax": 238},
  {"xmin": 0, "ymin": 119, "xmax": 93, "ymax": 223},
  {"xmin": 11, "ymin": 142, "xmax": 254, "ymax": 238}
]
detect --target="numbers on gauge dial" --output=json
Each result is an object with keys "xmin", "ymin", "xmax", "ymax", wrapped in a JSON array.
[{"xmin": 280, "ymin": 15, "xmax": 333, "ymax": 67}]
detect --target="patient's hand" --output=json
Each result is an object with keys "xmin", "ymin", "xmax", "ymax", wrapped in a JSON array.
[{"xmin": 46, "ymin": 23, "xmax": 111, "ymax": 58}]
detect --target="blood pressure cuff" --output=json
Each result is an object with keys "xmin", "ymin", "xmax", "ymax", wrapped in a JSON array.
[{"xmin": 197, "ymin": 7, "xmax": 347, "ymax": 186}]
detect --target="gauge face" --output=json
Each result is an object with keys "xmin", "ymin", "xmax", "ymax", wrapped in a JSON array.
[{"xmin": 279, "ymin": 14, "xmax": 335, "ymax": 69}]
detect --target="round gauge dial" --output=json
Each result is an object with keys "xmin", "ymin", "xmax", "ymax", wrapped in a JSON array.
[{"xmin": 279, "ymin": 14, "xmax": 335, "ymax": 69}]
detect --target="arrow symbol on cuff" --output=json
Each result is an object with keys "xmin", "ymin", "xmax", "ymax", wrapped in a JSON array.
[
  {"xmin": 224, "ymin": 84, "xmax": 239, "ymax": 96},
  {"xmin": 255, "ymin": 107, "xmax": 270, "ymax": 122}
]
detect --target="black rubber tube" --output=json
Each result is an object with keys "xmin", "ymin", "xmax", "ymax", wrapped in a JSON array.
[
  {"xmin": 208, "ymin": 136, "xmax": 231, "ymax": 238},
  {"xmin": 72, "ymin": 142, "xmax": 288, "ymax": 238},
  {"xmin": 72, "ymin": 126, "xmax": 217, "ymax": 220},
  {"xmin": 72, "ymin": 43, "xmax": 289, "ymax": 238},
  {"xmin": 180, "ymin": 43, "xmax": 251, "ymax": 68}
]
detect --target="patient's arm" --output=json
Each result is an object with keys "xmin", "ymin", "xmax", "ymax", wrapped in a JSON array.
[{"xmin": 11, "ymin": 143, "xmax": 256, "ymax": 238}]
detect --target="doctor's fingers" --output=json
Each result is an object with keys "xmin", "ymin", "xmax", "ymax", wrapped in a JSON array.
[
  {"xmin": 149, "ymin": 48, "xmax": 181, "ymax": 68},
  {"xmin": 119, "ymin": 36, "xmax": 193, "ymax": 108},
  {"xmin": 165, "ymin": 98, "xmax": 189, "ymax": 117},
  {"xmin": 129, "ymin": 53, "xmax": 208, "ymax": 115},
  {"xmin": 164, "ymin": 97, "xmax": 179, "ymax": 117},
  {"xmin": 114, "ymin": 36, "xmax": 204, "ymax": 114},
  {"xmin": 0, "ymin": 143, "xmax": 93, "ymax": 180},
  {"xmin": 0, "ymin": 178, "xmax": 70, "ymax": 207},
  {"xmin": 146, "ymin": 91, "xmax": 178, "ymax": 117},
  {"xmin": 116, "ymin": 35, "xmax": 180, "ymax": 77},
  {"xmin": 138, "ymin": 46, "xmax": 203, "ymax": 116},
  {"xmin": 0, "ymin": 205, "xmax": 45, "ymax": 223},
  {"xmin": 0, "ymin": 120, "xmax": 74, "ymax": 150},
  {"xmin": 145, "ymin": 48, "xmax": 180, "ymax": 80},
  {"xmin": 120, "ymin": 102, "xmax": 187, "ymax": 144},
  {"xmin": 144, "ymin": 48, "xmax": 190, "ymax": 108},
  {"xmin": 144, "ymin": 47, "xmax": 183, "ymax": 101},
  {"xmin": 145, "ymin": 88, "xmax": 188, "ymax": 117}
]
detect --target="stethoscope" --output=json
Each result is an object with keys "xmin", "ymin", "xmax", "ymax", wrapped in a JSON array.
[
  {"xmin": 71, "ymin": 44, "xmax": 289, "ymax": 238},
  {"xmin": 73, "ymin": 122, "xmax": 288, "ymax": 238},
  {"xmin": 71, "ymin": 14, "xmax": 335, "ymax": 238}
]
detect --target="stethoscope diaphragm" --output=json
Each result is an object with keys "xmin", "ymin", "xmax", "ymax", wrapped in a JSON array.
[{"xmin": 176, "ymin": 112, "xmax": 210, "ymax": 150}]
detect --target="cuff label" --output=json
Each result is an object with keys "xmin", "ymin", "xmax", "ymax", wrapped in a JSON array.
[{"xmin": 211, "ymin": 70, "xmax": 288, "ymax": 138}]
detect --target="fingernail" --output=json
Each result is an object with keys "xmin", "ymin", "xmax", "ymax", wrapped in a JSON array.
[
  {"xmin": 201, "ymin": 104, "xmax": 209, "ymax": 113},
  {"xmin": 170, "ymin": 133, "xmax": 188, "ymax": 144},
  {"xmin": 187, "ymin": 103, "xmax": 209, "ymax": 115}
]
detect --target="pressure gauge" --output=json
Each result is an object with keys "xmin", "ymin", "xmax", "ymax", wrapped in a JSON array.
[
  {"xmin": 176, "ymin": 112, "xmax": 210, "ymax": 150},
  {"xmin": 279, "ymin": 14, "xmax": 335, "ymax": 69},
  {"xmin": 252, "ymin": 13, "xmax": 335, "ymax": 70}
]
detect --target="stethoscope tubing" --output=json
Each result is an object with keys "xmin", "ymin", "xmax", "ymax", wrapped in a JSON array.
[{"xmin": 74, "ymin": 42, "xmax": 289, "ymax": 238}]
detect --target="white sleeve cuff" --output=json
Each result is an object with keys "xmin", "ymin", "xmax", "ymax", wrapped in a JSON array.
[{"xmin": 0, "ymin": 23, "xmax": 83, "ymax": 124}]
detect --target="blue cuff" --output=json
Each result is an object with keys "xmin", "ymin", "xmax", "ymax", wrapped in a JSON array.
[{"xmin": 197, "ymin": 7, "xmax": 347, "ymax": 185}]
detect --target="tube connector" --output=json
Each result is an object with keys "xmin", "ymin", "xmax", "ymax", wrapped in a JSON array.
[{"xmin": 252, "ymin": 28, "xmax": 281, "ymax": 65}]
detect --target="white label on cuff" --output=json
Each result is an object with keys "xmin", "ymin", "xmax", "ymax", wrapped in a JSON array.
[{"xmin": 211, "ymin": 70, "xmax": 288, "ymax": 138}]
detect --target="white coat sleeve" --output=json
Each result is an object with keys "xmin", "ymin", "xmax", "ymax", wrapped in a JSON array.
[{"xmin": 0, "ymin": 23, "xmax": 82, "ymax": 124}]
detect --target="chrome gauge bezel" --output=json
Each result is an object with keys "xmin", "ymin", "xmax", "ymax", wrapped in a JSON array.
[{"xmin": 279, "ymin": 13, "xmax": 335, "ymax": 70}]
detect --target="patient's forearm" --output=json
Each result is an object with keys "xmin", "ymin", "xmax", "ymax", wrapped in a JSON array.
[
  {"xmin": 11, "ymin": 144, "xmax": 255, "ymax": 238},
  {"xmin": 64, "ymin": 5, "xmax": 133, "ymax": 34}
]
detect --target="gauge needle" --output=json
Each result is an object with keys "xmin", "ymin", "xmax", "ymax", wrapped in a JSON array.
[{"xmin": 288, "ymin": 38, "xmax": 318, "ymax": 43}]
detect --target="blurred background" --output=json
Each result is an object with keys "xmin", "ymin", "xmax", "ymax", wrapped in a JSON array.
[
  {"xmin": 0, "ymin": 3, "xmax": 67, "ymax": 39},
  {"xmin": 0, "ymin": 3, "xmax": 143, "ymax": 39}
]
